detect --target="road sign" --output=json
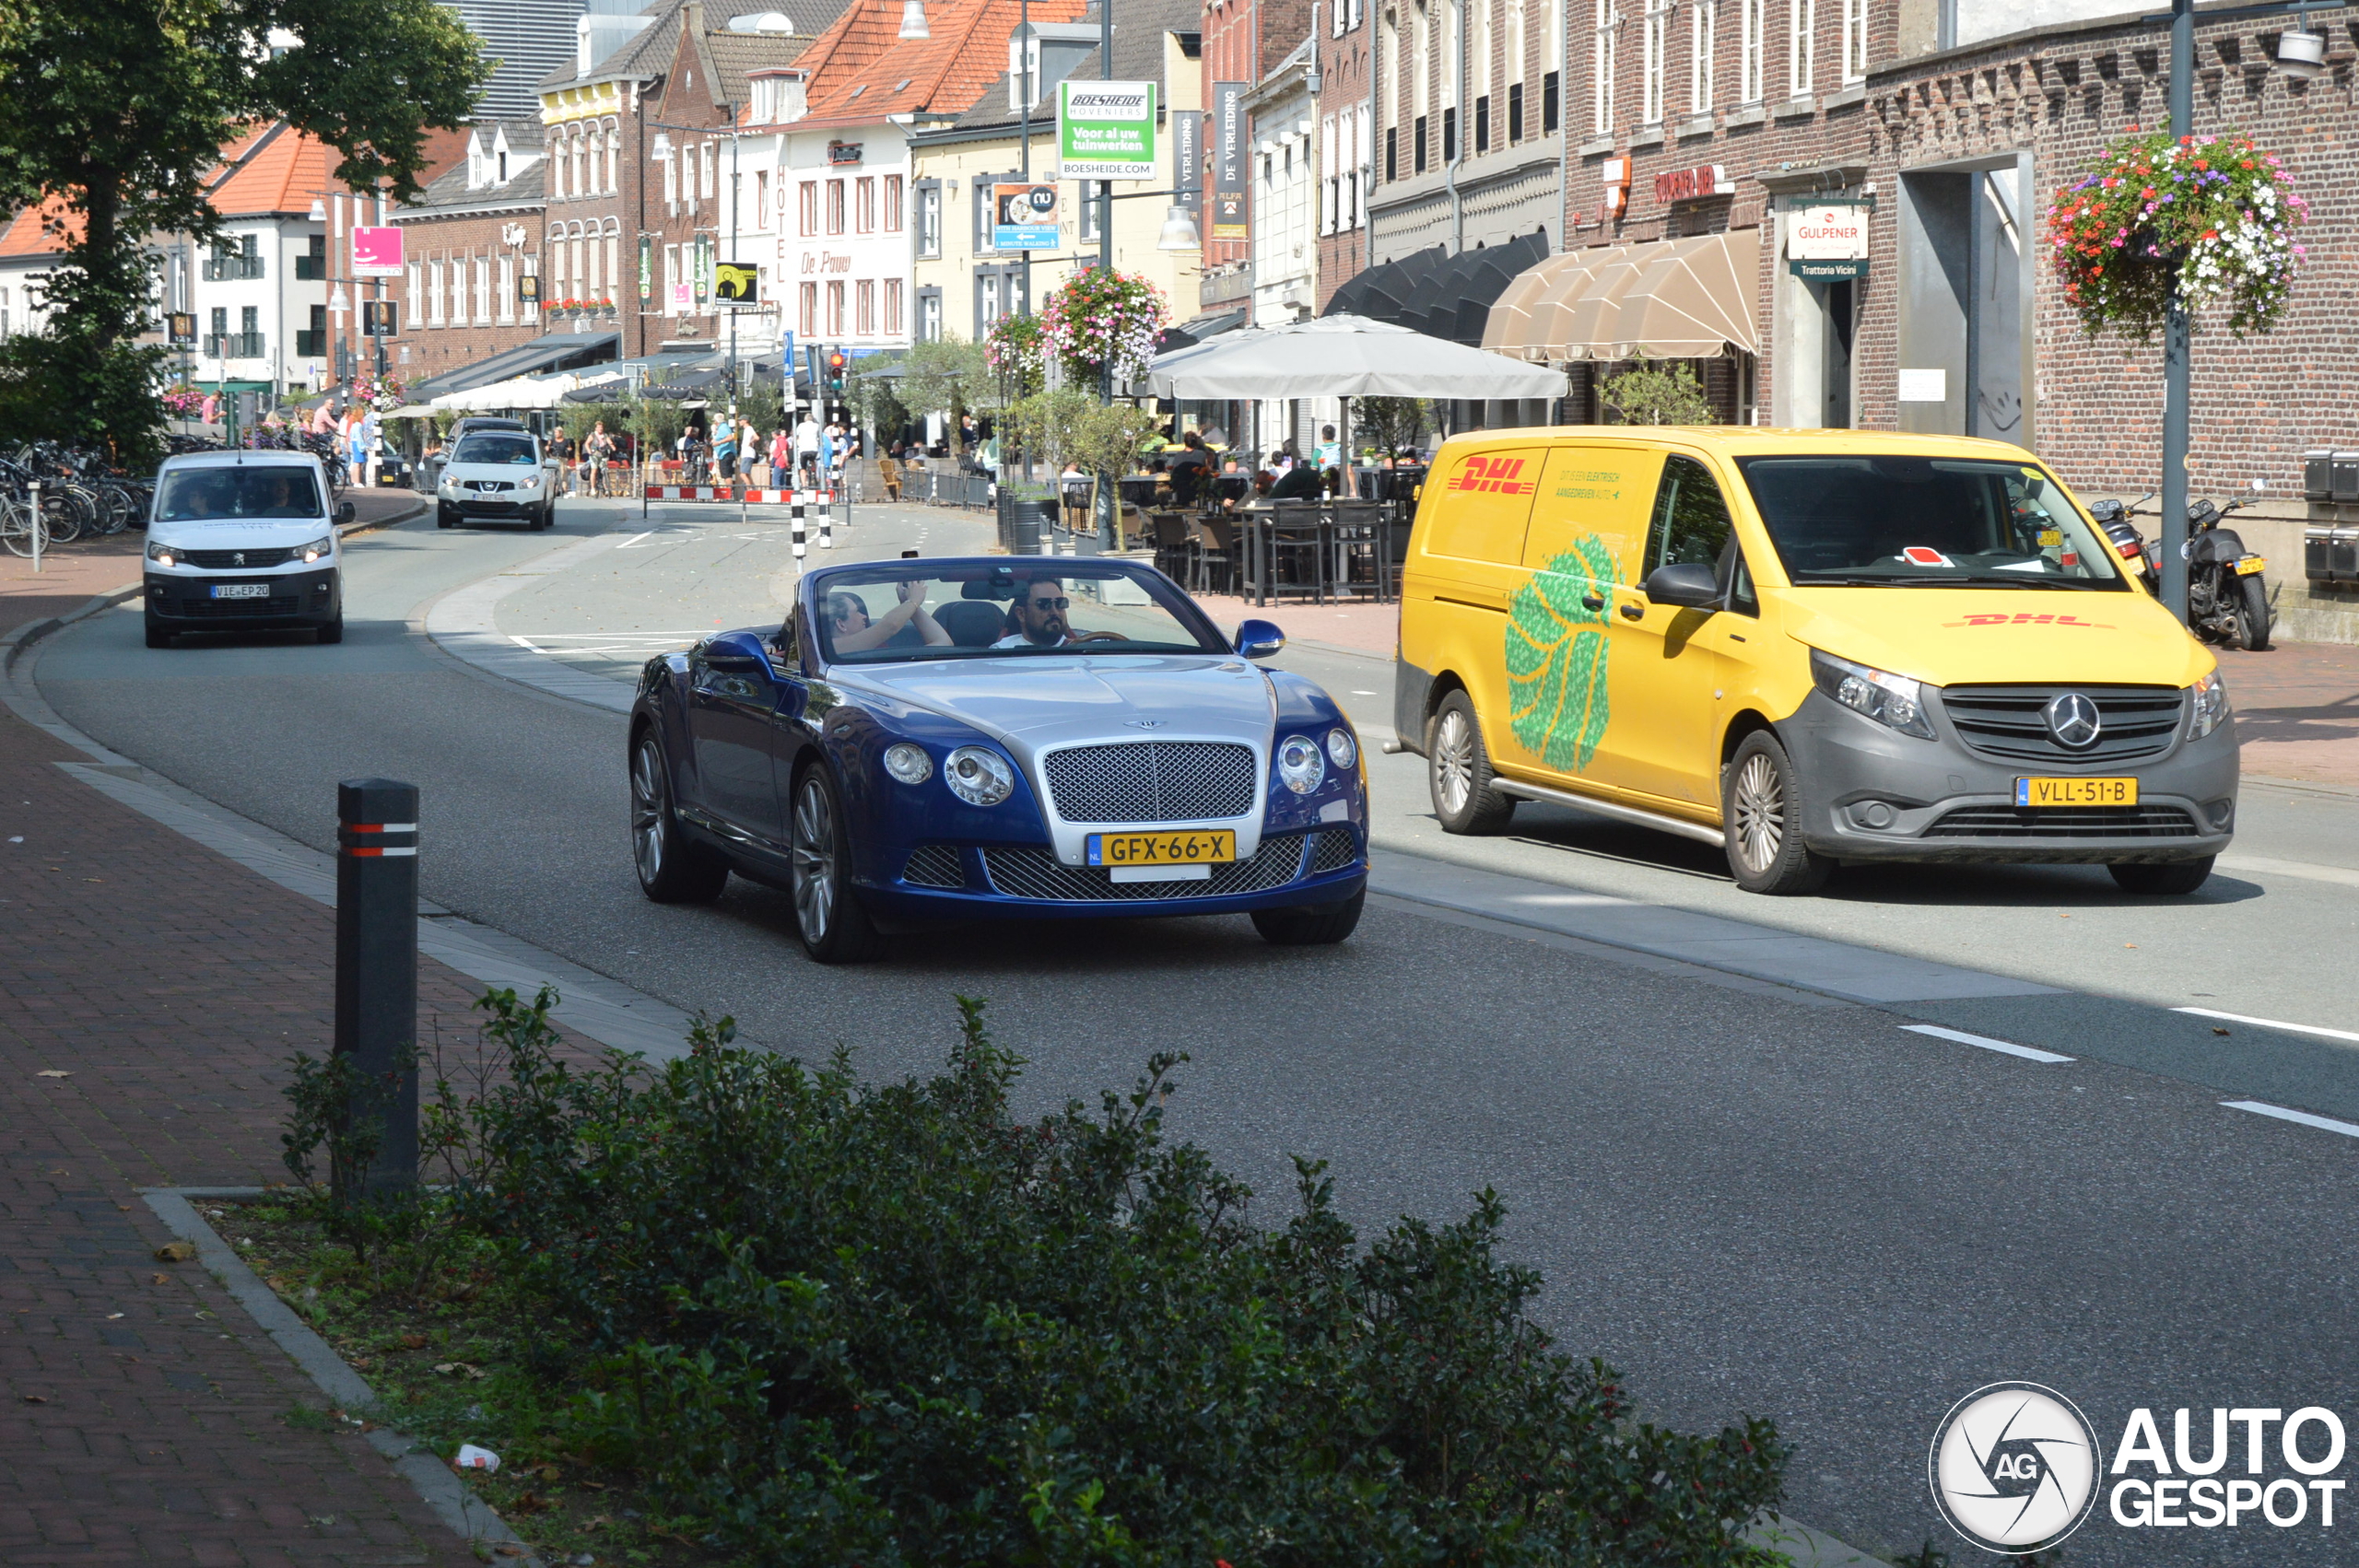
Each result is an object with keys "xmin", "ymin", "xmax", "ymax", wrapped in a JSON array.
[
  {"xmin": 351, "ymin": 227, "xmax": 403, "ymax": 276},
  {"xmin": 1058, "ymin": 80, "xmax": 1156, "ymax": 181},
  {"xmin": 992, "ymin": 182, "xmax": 1061, "ymax": 250},
  {"xmin": 714, "ymin": 261, "xmax": 760, "ymax": 304}
]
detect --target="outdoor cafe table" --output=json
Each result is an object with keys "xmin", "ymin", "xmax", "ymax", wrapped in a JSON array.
[{"xmin": 1235, "ymin": 500, "xmax": 1405, "ymax": 606}]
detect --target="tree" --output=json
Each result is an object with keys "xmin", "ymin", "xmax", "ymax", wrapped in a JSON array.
[
  {"xmin": 1356, "ymin": 396, "xmax": 1431, "ymax": 457},
  {"xmin": 0, "ymin": 0, "xmax": 484, "ymax": 451},
  {"xmin": 1598, "ymin": 355, "xmax": 1718, "ymax": 426},
  {"xmin": 898, "ymin": 335, "xmax": 992, "ymax": 431}
]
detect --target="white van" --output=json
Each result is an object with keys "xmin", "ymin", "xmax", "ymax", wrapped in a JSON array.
[{"xmin": 143, "ymin": 451, "xmax": 354, "ymax": 648}]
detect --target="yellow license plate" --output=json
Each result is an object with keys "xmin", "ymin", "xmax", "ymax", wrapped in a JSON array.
[
  {"xmin": 1086, "ymin": 830, "xmax": 1237, "ymax": 867},
  {"xmin": 2014, "ymin": 777, "xmax": 2139, "ymax": 807},
  {"xmin": 2236, "ymin": 555, "xmax": 2269, "ymax": 575}
]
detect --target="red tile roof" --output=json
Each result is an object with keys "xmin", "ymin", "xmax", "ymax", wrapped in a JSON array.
[
  {"xmin": 781, "ymin": 0, "xmax": 1085, "ymax": 126},
  {"xmin": 0, "ymin": 196, "xmax": 81, "ymax": 261},
  {"xmin": 209, "ymin": 128, "xmax": 344, "ymax": 218}
]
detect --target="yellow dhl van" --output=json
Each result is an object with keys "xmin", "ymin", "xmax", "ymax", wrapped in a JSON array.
[{"xmin": 1392, "ymin": 427, "xmax": 2237, "ymax": 895}]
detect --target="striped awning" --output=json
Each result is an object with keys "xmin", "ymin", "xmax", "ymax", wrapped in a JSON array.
[{"xmin": 1483, "ymin": 229, "xmax": 1762, "ymax": 362}]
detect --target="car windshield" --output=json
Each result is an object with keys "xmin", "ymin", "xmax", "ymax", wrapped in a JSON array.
[
  {"xmin": 156, "ymin": 465, "xmax": 324, "ymax": 521},
  {"xmin": 452, "ymin": 434, "xmax": 538, "ymax": 465},
  {"xmin": 1733, "ymin": 456, "xmax": 2127, "ymax": 590},
  {"xmin": 814, "ymin": 563, "xmax": 1229, "ymax": 663}
]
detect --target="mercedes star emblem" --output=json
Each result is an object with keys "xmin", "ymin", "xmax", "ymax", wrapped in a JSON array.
[{"xmin": 2042, "ymin": 692, "xmax": 2102, "ymax": 749}]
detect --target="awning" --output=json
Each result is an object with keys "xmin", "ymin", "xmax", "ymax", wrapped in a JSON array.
[
  {"xmin": 1483, "ymin": 229, "xmax": 1761, "ymax": 362},
  {"xmin": 1322, "ymin": 230, "xmax": 1551, "ymax": 346},
  {"xmin": 406, "ymin": 331, "xmax": 620, "ymax": 401}
]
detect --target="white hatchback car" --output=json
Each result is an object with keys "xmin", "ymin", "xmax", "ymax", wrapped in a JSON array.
[
  {"xmin": 143, "ymin": 451, "xmax": 353, "ymax": 648},
  {"xmin": 436, "ymin": 427, "xmax": 557, "ymax": 530}
]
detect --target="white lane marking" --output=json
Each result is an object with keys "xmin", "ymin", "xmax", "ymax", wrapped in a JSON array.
[
  {"xmin": 2176, "ymin": 1006, "xmax": 2359, "ymax": 1045},
  {"xmin": 2217, "ymin": 852, "xmax": 2359, "ymax": 891},
  {"xmin": 510, "ymin": 635, "xmax": 542, "ymax": 653},
  {"xmin": 1901, "ymin": 1024, "xmax": 2074, "ymax": 1063},
  {"xmin": 2223, "ymin": 1100, "xmax": 2359, "ymax": 1140},
  {"xmin": 613, "ymin": 530, "xmax": 654, "ymax": 549}
]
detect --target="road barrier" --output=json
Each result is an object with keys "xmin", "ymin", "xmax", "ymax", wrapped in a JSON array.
[
  {"xmin": 641, "ymin": 484, "xmax": 735, "ymax": 502},
  {"xmin": 635, "ymin": 482, "xmax": 853, "ymax": 563}
]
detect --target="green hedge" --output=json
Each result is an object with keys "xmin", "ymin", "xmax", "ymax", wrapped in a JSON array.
[{"xmin": 308, "ymin": 990, "xmax": 1789, "ymax": 1565}]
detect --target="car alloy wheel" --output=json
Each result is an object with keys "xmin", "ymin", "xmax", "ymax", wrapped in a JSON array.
[
  {"xmin": 632, "ymin": 738, "xmax": 671, "ymax": 885},
  {"xmin": 1434, "ymin": 708, "xmax": 1475, "ymax": 818},
  {"xmin": 1720, "ymin": 731, "xmax": 1831, "ymax": 895},
  {"xmin": 630, "ymin": 732, "xmax": 726, "ymax": 903},
  {"xmin": 1426, "ymin": 690, "xmax": 1514, "ymax": 834},
  {"xmin": 791, "ymin": 773, "xmax": 838, "ymax": 947},
  {"xmin": 1730, "ymin": 751, "xmax": 1785, "ymax": 874}
]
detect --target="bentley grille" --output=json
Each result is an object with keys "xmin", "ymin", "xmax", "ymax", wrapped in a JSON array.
[{"xmin": 1041, "ymin": 741, "xmax": 1259, "ymax": 823}]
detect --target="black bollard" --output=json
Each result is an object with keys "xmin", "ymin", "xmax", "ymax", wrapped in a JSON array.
[{"xmin": 334, "ymin": 778, "xmax": 419, "ymax": 1195}]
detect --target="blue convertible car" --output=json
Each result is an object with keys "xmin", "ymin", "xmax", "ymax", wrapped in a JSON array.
[{"xmin": 628, "ymin": 556, "xmax": 1368, "ymax": 961}]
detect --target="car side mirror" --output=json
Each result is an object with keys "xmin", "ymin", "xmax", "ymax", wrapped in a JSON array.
[
  {"xmin": 336, "ymin": 501, "xmax": 356, "ymax": 525},
  {"xmin": 1642, "ymin": 561, "xmax": 1720, "ymax": 609},
  {"xmin": 1235, "ymin": 618, "xmax": 1285, "ymax": 660}
]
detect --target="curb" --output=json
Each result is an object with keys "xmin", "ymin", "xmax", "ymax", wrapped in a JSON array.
[{"xmin": 142, "ymin": 1188, "xmax": 544, "ymax": 1565}]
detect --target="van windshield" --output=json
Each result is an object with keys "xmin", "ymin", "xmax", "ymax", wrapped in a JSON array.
[
  {"xmin": 156, "ymin": 465, "xmax": 325, "ymax": 521},
  {"xmin": 1733, "ymin": 456, "xmax": 2127, "ymax": 590}
]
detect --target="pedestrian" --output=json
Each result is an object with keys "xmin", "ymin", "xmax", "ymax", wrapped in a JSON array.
[
  {"xmin": 582, "ymin": 421, "xmax": 616, "ymax": 495},
  {"xmin": 769, "ymin": 424, "xmax": 791, "ymax": 486},
  {"xmin": 360, "ymin": 404, "xmax": 382, "ymax": 486},
  {"xmin": 1315, "ymin": 423, "xmax": 1341, "ymax": 472},
  {"xmin": 308, "ymin": 400, "xmax": 335, "ymax": 439},
  {"xmin": 549, "ymin": 427, "xmax": 577, "ymax": 493},
  {"xmin": 712, "ymin": 419, "xmax": 737, "ymax": 481},
  {"xmin": 201, "ymin": 390, "xmax": 219, "ymax": 426},
  {"xmin": 794, "ymin": 406, "xmax": 820, "ymax": 486}
]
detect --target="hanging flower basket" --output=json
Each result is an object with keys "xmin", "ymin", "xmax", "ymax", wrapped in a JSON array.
[
  {"xmin": 1038, "ymin": 267, "xmax": 1170, "ymax": 385},
  {"xmin": 2044, "ymin": 129, "xmax": 2307, "ymax": 340}
]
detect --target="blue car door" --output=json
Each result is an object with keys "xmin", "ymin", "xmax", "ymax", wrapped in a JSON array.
[{"xmin": 686, "ymin": 631, "xmax": 792, "ymax": 847}]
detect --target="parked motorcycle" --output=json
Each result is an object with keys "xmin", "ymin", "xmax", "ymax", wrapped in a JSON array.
[{"xmin": 2087, "ymin": 494, "xmax": 2274, "ymax": 650}]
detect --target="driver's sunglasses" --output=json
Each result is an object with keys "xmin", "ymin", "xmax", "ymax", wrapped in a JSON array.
[{"xmin": 1029, "ymin": 596, "xmax": 1070, "ymax": 611}]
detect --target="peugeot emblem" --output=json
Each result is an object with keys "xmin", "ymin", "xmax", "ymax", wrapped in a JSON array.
[
  {"xmin": 2043, "ymin": 692, "xmax": 2102, "ymax": 749},
  {"xmin": 231, "ymin": 551, "xmax": 245, "ymax": 566},
  {"xmin": 1124, "ymin": 719, "xmax": 1166, "ymax": 730}
]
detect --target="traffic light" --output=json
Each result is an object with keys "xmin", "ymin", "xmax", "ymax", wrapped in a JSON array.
[{"xmin": 825, "ymin": 349, "xmax": 848, "ymax": 398}]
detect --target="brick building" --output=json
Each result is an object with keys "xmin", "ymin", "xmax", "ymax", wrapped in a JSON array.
[
  {"xmin": 390, "ymin": 123, "xmax": 554, "ymax": 388},
  {"xmin": 1199, "ymin": 0, "xmax": 1317, "ymax": 320},
  {"xmin": 1313, "ymin": 0, "xmax": 1377, "ymax": 309}
]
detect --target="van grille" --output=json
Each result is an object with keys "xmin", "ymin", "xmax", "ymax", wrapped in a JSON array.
[
  {"xmin": 184, "ymin": 547, "xmax": 292, "ymax": 568},
  {"xmin": 1923, "ymin": 805, "xmax": 2201, "ymax": 839},
  {"xmin": 1939, "ymin": 685, "xmax": 2184, "ymax": 766}
]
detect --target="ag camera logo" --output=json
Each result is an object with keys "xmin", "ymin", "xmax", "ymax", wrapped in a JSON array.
[{"xmin": 1929, "ymin": 1383, "xmax": 2103, "ymax": 1553}]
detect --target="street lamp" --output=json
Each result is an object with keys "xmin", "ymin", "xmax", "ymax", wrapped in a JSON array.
[
  {"xmin": 2277, "ymin": 3, "xmax": 2327, "ymax": 79},
  {"xmin": 1156, "ymin": 205, "xmax": 1201, "ymax": 251}
]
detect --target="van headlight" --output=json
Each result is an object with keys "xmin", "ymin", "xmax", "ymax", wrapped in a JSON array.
[
  {"xmin": 1810, "ymin": 649, "xmax": 1937, "ymax": 740},
  {"xmin": 146, "ymin": 542, "xmax": 182, "ymax": 567},
  {"xmin": 294, "ymin": 535, "xmax": 332, "ymax": 564},
  {"xmin": 2187, "ymin": 670, "xmax": 2230, "ymax": 741},
  {"xmin": 944, "ymin": 745, "xmax": 1014, "ymax": 806},
  {"xmin": 1276, "ymin": 734, "xmax": 1327, "ymax": 793}
]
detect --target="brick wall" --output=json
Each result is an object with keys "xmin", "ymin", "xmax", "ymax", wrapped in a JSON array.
[{"xmin": 394, "ymin": 210, "xmax": 548, "ymax": 385}]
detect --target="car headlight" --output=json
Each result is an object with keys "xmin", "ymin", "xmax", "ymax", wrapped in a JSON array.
[
  {"xmin": 1324, "ymin": 726, "xmax": 1357, "ymax": 770},
  {"xmin": 883, "ymin": 742, "xmax": 933, "ymax": 784},
  {"xmin": 146, "ymin": 542, "xmax": 181, "ymax": 567},
  {"xmin": 1276, "ymin": 733, "xmax": 1327, "ymax": 794},
  {"xmin": 2187, "ymin": 670, "xmax": 2230, "ymax": 741},
  {"xmin": 1809, "ymin": 649, "xmax": 1936, "ymax": 740},
  {"xmin": 517, "ymin": 474, "xmax": 540, "ymax": 491},
  {"xmin": 294, "ymin": 535, "xmax": 332, "ymax": 564},
  {"xmin": 944, "ymin": 745, "xmax": 1014, "ymax": 806}
]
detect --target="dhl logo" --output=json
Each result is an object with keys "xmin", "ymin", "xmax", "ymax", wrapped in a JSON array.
[
  {"xmin": 1944, "ymin": 613, "xmax": 2117, "ymax": 629},
  {"xmin": 1449, "ymin": 455, "xmax": 1537, "ymax": 496}
]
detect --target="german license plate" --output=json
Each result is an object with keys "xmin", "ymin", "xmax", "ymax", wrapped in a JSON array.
[
  {"xmin": 1086, "ymin": 830, "xmax": 1237, "ymax": 867},
  {"xmin": 2015, "ymin": 776, "xmax": 2138, "ymax": 807},
  {"xmin": 210, "ymin": 583, "xmax": 270, "ymax": 600},
  {"xmin": 2235, "ymin": 555, "xmax": 2269, "ymax": 576}
]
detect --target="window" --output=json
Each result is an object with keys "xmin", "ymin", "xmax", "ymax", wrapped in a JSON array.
[
  {"xmin": 476, "ymin": 258, "xmax": 492, "ymax": 323},
  {"xmin": 663, "ymin": 149, "xmax": 676, "ymax": 205},
  {"xmin": 1842, "ymin": 0, "xmax": 1867, "ymax": 80},
  {"xmin": 1508, "ymin": 80, "xmax": 1525, "ymax": 140},
  {"xmin": 1355, "ymin": 104, "xmax": 1371, "ymax": 224},
  {"xmin": 799, "ymin": 181, "xmax": 818, "ymax": 236},
  {"xmin": 297, "ymin": 303, "xmax": 326, "ymax": 357},
  {"xmin": 1414, "ymin": 115, "xmax": 1426, "ymax": 172},
  {"xmin": 799, "ymin": 280, "xmax": 816, "ymax": 336},
  {"xmin": 1592, "ymin": 0, "xmax": 1615, "ymax": 135},
  {"xmin": 917, "ymin": 286, "xmax": 941, "ymax": 341},
  {"xmin": 1321, "ymin": 114, "xmax": 1338, "ymax": 233},
  {"xmin": 605, "ymin": 234, "xmax": 619, "ymax": 298},
  {"xmin": 1692, "ymin": 0, "xmax": 1716, "ymax": 110},
  {"xmin": 1642, "ymin": 0, "xmax": 1668, "ymax": 123},
  {"xmin": 885, "ymin": 277, "xmax": 904, "ymax": 334},
  {"xmin": 826, "ymin": 279, "xmax": 845, "ymax": 334},
  {"xmin": 856, "ymin": 177, "xmax": 875, "ymax": 232},
  {"xmin": 1442, "ymin": 105, "xmax": 1457, "ymax": 161},
  {"xmin": 826, "ymin": 179, "xmax": 845, "ymax": 235},
  {"xmin": 1789, "ymin": 0, "xmax": 1813, "ymax": 96},
  {"xmin": 1544, "ymin": 68, "xmax": 1560, "ymax": 131},
  {"xmin": 915, "ymin": 181, "xmax": 941, "ymax": 255},
  {"xmin": 1387, "ymin": 123, "xmax": 1399, "ymax": 180},
  {"xmin": 701, "ymin": 142, "xmax": 716, "ymax": 200},
  {"xmin": 209, "ymin": 305, "xmax": 228, "ymax": 340},
  {"xmin": 1475, "ymin": 0, "xmax": 1491, "ymax": 98},
  {"xmin": 427, "ymin": 265, "xmax": 443, "ymax": 326},
  {"xmin": 1740, "ymin": 0, "xmax": 1765, "ymax": 100},
  {"xmin": 755, "ymin": 170, "xmax": 769, "ymax": 228},
  {"xmin": 498, "ymin": 256, "xmax": 514, "ymax": 322},
  {"xmin": 884, "ymin": 173, "xmax": 904, "ymax": 231},
  {"xmin": 604, "ymin": 129, "xmax": 617, "ymax": 193},
  {"xmin": 1474, "ymin": 95, "xmax": 1490, "ymax": 151},
  {"xmin": 405, "ymin": 262, "xmax": 423, "ymax": 320},
  {"xmin": 665, "ymin": 245, "xmax": 682, "ymax": 313},
  {"xmin": 856, "ymin": 278, "xmax": 875, "ymax": 333}
]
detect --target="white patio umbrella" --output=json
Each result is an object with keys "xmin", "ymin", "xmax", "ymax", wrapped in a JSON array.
[
  {"xmin": 431, "ymin": 373, "xmax": 583, "ymax": 412},
  {"xmin": 1140, "ymin": 313, "xmax": 1567, "ymax": 401}
]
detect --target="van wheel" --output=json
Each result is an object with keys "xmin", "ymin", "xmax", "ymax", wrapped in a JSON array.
[
  {"xmin": 1428, "ymin": 691, "xmax": 1516, "ymax": 834},
  {"xmin": 144, "ymin": 614, "xmax": 172, "ymax": 649},
  {"xmin": 314, "ymin": 615, "xmax": 343, "ymax": 645},
  {"xmin": 2109, "ymin": 858, "xmax": 2214, "ymax": 895},
  {"xmin": 1722, "ymin": 731, "xmax": 1832, "ymax": 895}
]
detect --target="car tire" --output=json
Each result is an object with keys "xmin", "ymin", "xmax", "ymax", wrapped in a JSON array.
[
  {"xmin": 315, "ymin": 615, "xmax": 343, "ymax": 645},
  {"xmin": 436, "ymin": 504, "xmax": 455, "ymax": 529},
  {"xmin": 630, "ymin": 731, "xmax": 729, "ymax": 904},
  {"xmin": 790, "ymin": 765, "xmax": 887, "ymax": 963},
  {"xmin": 2236, "ymin": 576, "xmax": 2271, "ymax": 651},
  {"xmin": 539, "ymin": 502, "xmax": 556, "ymax": 531},
  {"xmin": 1427, "ymin": 690, "xmax": 1516, "ymax": 835},
  {"xmin": 1250, "ymin": 889, "xmax": 1365, "ymax": 946},
  {"xmin": 144, "ymin": 614, "xmax": 172, "ymax": 649},
  {"xmin": 2108, "ymin": 857, "xmax": 2214, "ymax": 895},
  {"xmin": 1721, "ymin": 731, "xmax": 1833, "ymax": 895}
]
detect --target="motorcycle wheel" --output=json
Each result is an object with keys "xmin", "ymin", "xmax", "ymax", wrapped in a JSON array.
[{"xmin": 2236, "ymin": 574, "xmax": 2271, "ymax": 651}]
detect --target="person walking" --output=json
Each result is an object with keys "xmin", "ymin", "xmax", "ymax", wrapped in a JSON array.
[
  {"xmin": 769, "ymin": 424, "xmax": 791, "ymax": 488},
  {"xmin": 711, "ymin": 418, "xmax": 737, "ymax": 482},
  {"xmin": 360, "ymin": 404, "xmax": 382, "ymax": 486}
]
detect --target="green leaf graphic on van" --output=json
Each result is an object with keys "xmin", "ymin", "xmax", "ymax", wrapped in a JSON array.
[{"xmin": 1507, "ymin": 538, "xmax": 1616, "ymax": 771}]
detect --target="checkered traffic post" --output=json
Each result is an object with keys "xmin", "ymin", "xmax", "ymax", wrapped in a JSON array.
[
  {"xmin": 791, "ymin": 492, "xmax": 807, "ymax": 562},
  {"xmin": 818, "ymin": 486, "xmax": 834, "ymax": 550},
  {"xmin": 334, "ymin": 778, "xmax": 418, "ymax": 1194}
]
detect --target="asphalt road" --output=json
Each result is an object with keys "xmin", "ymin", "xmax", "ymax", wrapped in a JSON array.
[{"xmin": 29, "ymin": 495, "xmax": 2359, "ymax": 1565}]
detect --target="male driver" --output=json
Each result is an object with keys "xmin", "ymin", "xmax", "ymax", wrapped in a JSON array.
[{"xmin": 992, "ymin": 577, "xmax": 1127, "ymax": 649}]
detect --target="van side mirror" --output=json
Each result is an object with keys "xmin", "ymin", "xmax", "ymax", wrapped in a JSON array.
[
  {"xmin": 336, "ymin": 501, "xmax": 357, "ymax": 525},
  {"xmin": 1235, "ymin": 618, "xmax": 1285, "ymax": 659},
  {"xmin": 1642, "ymin": 561, "xmax": 1719, "ymax": 609}
]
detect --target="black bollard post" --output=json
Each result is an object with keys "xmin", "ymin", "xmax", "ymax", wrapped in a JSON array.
[{"xmin": 334, "ymin": 778, "xmax": 419, "ymax": 1196}]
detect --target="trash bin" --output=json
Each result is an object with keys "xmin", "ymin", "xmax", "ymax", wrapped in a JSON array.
[{"xmin": 1003, "ymin": 497, "xmax": 1054, "ymax": 555}]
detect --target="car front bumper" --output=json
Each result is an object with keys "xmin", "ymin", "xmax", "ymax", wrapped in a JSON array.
[
  {"xmin": 1782, "ymin": 688, "xmax": 2237, "ymax": 864},
  {"xmin": 145, "ymin": 569, "xmax": 341, "ymax": 627},
  {"xmin": 441, "ymin": 491, "xmax": 541, "ymax": 520},
  {"xmin": 857, "ymin": 825, "xmax": 1367, "ymax": 923}
]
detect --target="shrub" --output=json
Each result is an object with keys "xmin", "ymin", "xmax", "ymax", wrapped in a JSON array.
[
  {"xmin": 342, "ymin": 989, "xmax": 1792, "ymax": 1566},
  {"xmin": 1598, "ymin": 356, "xmax": 1717, "ymax": 427}
]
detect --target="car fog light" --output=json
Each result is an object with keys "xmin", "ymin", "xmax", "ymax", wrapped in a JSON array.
[
  {"xmin": 1277, "ymin": 734, "xmax": 1326, "ymax": 794},
  {"xmin": 883, "ymin": 742, "xmax": 932, "ymax": 784},
  {"xmin": 2206, "ymin": 798, "xmax": 2235, "ymax": 832},
  {"xmin": 1325, "ymin": 726, "xmax": 1357, "ymax": 769},
  {"xmin": 944, "ymin": 745, "xmax": 1014, "ymax": 806},
  {"xmin": 1853, "ymin": 801, "xmax": 1896, "ymax": 831}
]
